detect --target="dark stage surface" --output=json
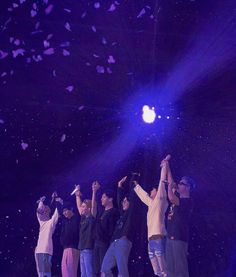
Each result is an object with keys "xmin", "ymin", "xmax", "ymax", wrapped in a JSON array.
[{"xmin": 0, "ymin": 0, "xmax": 236, "ymax": 276}]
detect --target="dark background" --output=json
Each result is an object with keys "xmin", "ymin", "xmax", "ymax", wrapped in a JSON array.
[{"xmin": 0, "ymin": 0, "xmax": 236, "ymax": 276}]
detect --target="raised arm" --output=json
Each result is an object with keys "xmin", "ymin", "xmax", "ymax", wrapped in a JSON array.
[
  {"xmin": 165, "ymin": 162, "xmax": 180, "ymax": 206},
  {"xmin": 74, "ymin": 185, "xmax": 83, "ymax": 215},
  {"xmin": 117, "ymin": 176, "xmax": 127, "ymax": 210},
  {"xmin": 91, "ymin": 181, "xmax": 100, "ymax": 218},
  {"xmin": 36, "ymin": 196, "xmax": 46, "ymax": 222},
  {"xmin": 134, "ymin": 182, "xmax": 152, "ymax": 206},
  {"xmin": 156, "ymin": 155, "xmax": 170, "ymax": 199}
]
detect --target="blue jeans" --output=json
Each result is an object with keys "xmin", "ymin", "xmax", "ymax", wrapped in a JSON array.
[
  {"xmin": 148, "ymin": 238, "xmax": 165, "ymax": 258},
  {"xmin": 166, "ymin": 238, "xmax": 189, "ymax": 277},
  {"xmin": 35, "ymin": 253, "xmax": 52, "ymax": 277},
  {"xmin": 80, "ymin": 249, "xmax": 94, "ymax": 277},
  {"xmin": 101, "ymin": 237, "xmax": 132, "ymax": 277}
]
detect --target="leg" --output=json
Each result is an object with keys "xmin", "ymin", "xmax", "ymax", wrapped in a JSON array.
[
  {"xmin": 80, "ymin": 250, "xmax": 87, "ymax": 277},
  {"xmin": 83, "ymin": 249, "xmax": 94, "ymax": 277},
  {"xmin": 155, "ymin": 238, "xmax": 167, "ymax": 277},
  {"xmin": 166, "ymin": 239, "xmax": 175, "ymax": 277},
  {"xmin": 148, "ymin": 241, "xmax": 162, "ymax": 276},
  {"xmin": 62, "ymin": 249, "xmax": 69, "ymax": 277},
  {"xmin": 101, "ymin": 242, "xmax": 116, "ymax": 277},
  {"xmin": 115, "ymin": 238, "xmax": 132, "ymax": 277},
  {"xmin": 71, "ymin": 248, "xmax": 80, "ymax": 277},
  {"xmin": 173, "ymin": 240, "xmax": 189, "ymax": 277},
  {"xmin": 35, "ymin": 253, "xmax": 52, "ymax": 277}
]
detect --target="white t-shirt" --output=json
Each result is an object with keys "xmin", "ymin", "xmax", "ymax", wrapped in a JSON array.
[{"xmin": 35, "ymin": 202, "xmax": 59, "ymax": 255}]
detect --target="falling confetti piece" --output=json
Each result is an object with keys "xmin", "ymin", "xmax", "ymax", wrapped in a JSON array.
[
  {"xmin": 63, "ymin": 49, "xmax": 70, "ymax": 56},
  {"xmin": 12, "ymin": 48, "xmax": 25, "ymax": 58},
  {"xmin": 65, "ymin": 85, "xmax": 74, "ymax": 92},
  {"xmin": 94, "ymin": 2, "xmax": 101, "ymax": 9},
  {"xmin": 45, "ymin": 4, "xmax": 54, "ymax": 15},
  {"xmin": 1, "ymin": 72, "xmax": 7, "ymax": 77},
  {"xmin": 0, "ymin": 119, "xmax": 5, "ymax": 124},
  {"xmin": 96, "ymin": 65, "xmax": 105, "ymax": 73},
  {"xmin": 60, "ymin": 134, "xmax": 66, "ymax": 142},
  {"xmin": 0, "ymin": 50, "xmax": 8, "ymax": 59},
  {"xmin": 43, "ymin": 40, "xmax": 50, "ymax": 48},
  {"xmin": 91, "ymin": 26, "xmax": 97, "ymax": 32},
  {"xmin": 108, "ymin": 55, "xmax": 115, "ymax": 64},
  {"xmin": 65, "ymin": 22, "xmax": 71, "ymax": 31},
  {"xmin": 64, "ymin": 8, "xmax": 71, "ymax": 13},
  {"xmin": 21, "ymin": 142, "xmax": 28, "ymax": 150},
  {"xmin": 31, "ymin": 9, "xmax": 37, "ymax": 17},
  {"xmin": 108, "ymin": 4, "xmax": 116, "ymax": 12},
  {"xmin": 107, "ymin": 67, "xmax": 112, "ymax": 74},
  {"xmin": 137, "ymin": 8, "xmax": 146, "ymax": 18},
  {"xmin": 43, "ymin": 48, "xmax": 54, "ymax": 55}
]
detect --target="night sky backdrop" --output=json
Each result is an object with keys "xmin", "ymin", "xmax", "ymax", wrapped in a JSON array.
[{"xmin": 0, "ymin": 0, "xmax": 236, "ymax": 276}]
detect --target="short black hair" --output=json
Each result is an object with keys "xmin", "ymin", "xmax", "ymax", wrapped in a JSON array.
[{"xmin": 103, "ymin": 189, "xmax": 114, "ymax": 200}]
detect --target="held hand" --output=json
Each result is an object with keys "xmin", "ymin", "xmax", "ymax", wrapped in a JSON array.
[
  {"xmin": 38, "ymin": 196, "xmax": 46, "ymax": 203},
  {"xmin": 55, "ymin": 197, "xmax": 63, "ymax": 205},
  {"xmin": 118, "ymin": 176, "xmax": 127, "ymax": 188},
  {"xmin": 74, "ymin": 184, "xmax": 82, "ymax": 197},
  {"xmin": 160, "ymin": 154, "xmax": 171, "ymax": 167},
  {"xmin": 169, "ymin": 182, "xmax": 177, "ymax": 190},
  {"xmin": 51, "ymin": 191, "xmax": 58, "ymax": 199},
  {"xmin": 133, "ymin": 180, "xmax": 139, "ymax": 187},
  {"xmin": 92, "ymin": 181, "xmax": 100, "ymax": 192}
]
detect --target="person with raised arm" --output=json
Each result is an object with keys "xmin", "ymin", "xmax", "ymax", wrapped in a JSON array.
[
  {"xmin": 165, "ymin": 159, "xmax": 195, "ymax": 277},
  {"xmin": 74, "ymin": 184, "xmax": 95, "ymax": 277},
  {"xmin": 101, "ymin": 176, "xmax": 136, "ymax": 277},
  {"xmin": 92, "ymin": 182, "xmax": 119, "ymax": 276},
  {"xmin": 35, "ymin": 193, "xmax": 63, "ymax": 277},
  {"xmin": 133, "ymin": 155, "xmax": 170, "ymax": 277}
]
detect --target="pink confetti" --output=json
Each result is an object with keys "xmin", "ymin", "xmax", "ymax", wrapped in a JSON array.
[
  {"xmin": 35, "ymin": 22, "xmax": 40, "ymax": 30},
  {"xmin": 45, "ymin": 4, "xmax": 54, "ymax": 15},
  {"xmin": 64, "ymin": 9, "xmax": 71, "ymax": 13},
  {"xmin": 66, "ymin": 85, "xmax": 74, "ymax": 92},
  {"xmin": 102, "ymin": 37, "xmax": 107, "ymax": 44},
  {"xmin": 107, "ymin": 67, "xmax": 112, "ymax": 74},
  {"xmin": 91, "ymin": 26, "xmax": 97, "ymax": 32},
  {"xmin": 43, "ymin": 40, "xmax": 50, "ymax": 48},
  {"xmin": 32, "ymin": 55, "xmax": 42, "ymax": 62},
  {"xmin": 21, "ymin": 142, "xmax": 29, "ymax": 150},
  {"xmin": 81, "ymin": 12, "xmax": 87, "ymax": 18},
  {"xmin": 52, "ymin": 70, "xmax": 56, "ymax": 77},
  {"xmin": 63, "ymin": 49, "xmax": 70, "ymax": 56},
  {"xmin": 108, "ymin": 55, "xmax": 116, "ymax": 64},
  {"xmin": 108, "ymin": 4, "xmax": 116, "ymax": 12},
  {"xmin": 43, "ymin": 48, "xmax": 54, "ymax": 55},
  {"xmin": 12, "ymin": 48, "xmax": 25, "ymax": 58},
  {"xmin": 14, "ymin": 39, "xmax": 21, "ymax": 46},
  {"xmin": 13, "ymin": 3, "xmax": 19, "ymax": 8},
  {"xmin": 60, "ymin": 134, "xmax": 66, "ymax": 142},
  {"xmin": 0, "ymin": 119, "xmax": 4, "ymax": 124},
  {"xmin": 96, "ymin": 65, "xmax": 105, "ymax": 74},
  {"xmin": 65, "ymin": 22, "xmax": 71, "ymax": 31},
  {"xmin": 137, "ymin": 8, "xmax": 146, "ymax": 18},
  {"xmin": 1, "ymin": 72, "xmax": 7, "ymax": 77},
  {"xmin": 31, "ymin": 9, "xmax": 37, "ymax": 17},
  {"xmin": 78, "ymin": 106, "xmax": 84, "ymax": 111},
  {"xmin": 94, "ymin": 2, "xmax": 100, "ymax": 9},
  {"xmin": 47, "ymin": 34, "xmax": 53, "ymax": 40},
  {"xmin": 19, "ymin": 0, "xmax": 26, "ymax": 3},
  {"xmin": 0, "ymin": 50, "xmax": 8, "ymax": 59}
]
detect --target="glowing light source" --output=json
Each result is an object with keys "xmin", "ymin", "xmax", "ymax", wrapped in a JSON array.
[{"xmin": 142, "ymin": 105, "xmax": 156, "ymax": 124}]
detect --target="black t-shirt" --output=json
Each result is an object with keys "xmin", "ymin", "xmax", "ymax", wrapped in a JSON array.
[
  {"xmin": 111, "ymin": 187, "xmax": 136, "ymax": 242},
  {"xmin": 167, "ymin": 197, "xmax": 192, "ymax": 242},
  {"xmin": 79, "ymin": 215, "xmax": 95, "ymax": 250},
  {"xmin": 95, "ymin": 207, "xmax": 120, "ymax": 245},
  {"xmin": 60, "ymin": 213, "xmax": 80, "ymax": 249}
]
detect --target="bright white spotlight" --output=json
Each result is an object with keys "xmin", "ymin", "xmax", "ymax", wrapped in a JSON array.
[{"xmin": 142, "ymin": 105, "xmax": 156, "ymax": 124}]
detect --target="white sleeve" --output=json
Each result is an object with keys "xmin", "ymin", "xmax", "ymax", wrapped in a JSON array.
[{"xmin": 134, "ymin": 184, "xmax": 152, "ymax": 207}]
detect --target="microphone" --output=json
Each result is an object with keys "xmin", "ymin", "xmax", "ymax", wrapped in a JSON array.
[
  {"xmin": 131, "ymin": 172, "xmax": 141, "ymax": 176},
  {"xmin": 71, "ymin": 185, "xmax": 80, "ymax": 196}
]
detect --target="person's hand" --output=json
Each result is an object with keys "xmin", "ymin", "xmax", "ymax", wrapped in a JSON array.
[
  {"xmin": 51, "ymin": 191, "xmax": 58, "ymax": 199},
  {"xmin": 133, "ymin": 180, "xmax": 139, "ymax": 187},
  {"xmin": 38, "ymin": 196, "xmax": 46, "ymax": 203},
  {"xmin": 74, "ymin": 185, "xmax": 82, "ymax": 197},
  {"xmin": 55, "ymin": 197, "xmax": 63, "ymax": 205},
  {"xmin": 160, "ymin": 154, "xmax": 171, "ymax": 167},
  {"xmin": 118, "ymin": 176, "xmax": 127, "ymax": 188},
  {"xmin": 169, "ymin": 182, "xmax": 177, "ymax": 190},
  {"xmin": 92, "ymin": 181, "xmax": 100, "ymax": 192}
]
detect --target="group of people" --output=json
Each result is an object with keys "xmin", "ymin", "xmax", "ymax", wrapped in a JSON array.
[{"xmin": 34, "ymin": 155, "xmax": 195, "ymax": 277}]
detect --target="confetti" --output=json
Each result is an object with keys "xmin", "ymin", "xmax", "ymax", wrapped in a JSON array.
[
  {"xmin": 43, "ymin": 48, "xmax": 54, "ymax": 55},
  {"xmin": 65, "ymin": 85, "xmax": 74, "ymax": 92},
  {"xmin": 60, "ymin": 134, "xmax": 66, "ymax": 142},
  {"xmin": 21, "ymin": 142, "xmax": 28, "ymax": 150},
  {"xmin": 96, "ymin": 65, "xmax": 105, "ymax": 73}
]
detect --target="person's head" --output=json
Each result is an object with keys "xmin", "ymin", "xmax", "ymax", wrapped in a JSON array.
[
  {"xmin": 177, "ymin": 176, "xmax": 196, "ymax": 196},
  {"xmin": 37, "ymin": 205, "xmax": 51, "ymax": 220},
  {"xmin": 101, "ymin": 190, "xmax": 114, "ymax": 208},
  {"xmin": 63, "ymin": 207, "xmax": 74, "ymax": 219},
  {"xmin": 80, "ymin": 199, "xmax": 92, "ymax": 216},
  {"xmin": 150, "ymin": 183, "xmax": 159, "ymax": 199},
  {"xmin": 122, "ymin": 196, "xmax": 130, "ymax": 211}
]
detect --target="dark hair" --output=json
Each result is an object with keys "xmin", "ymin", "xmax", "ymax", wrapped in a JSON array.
[
  {"xmin": 63, "ymin": 202, "xmax": 74, "ymax": 211},
  {"xmin": 182, "ymin": 176, "xmax": 196, "ymax": 190},
  {"xmin": 103, "ymin": 189, "xmax": 114, "ymax": 200}
]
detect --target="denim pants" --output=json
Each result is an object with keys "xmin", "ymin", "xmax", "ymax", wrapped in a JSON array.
[
  {"xmin": 166, "ymin": 238, "xmax": 189, "ymax": 277},
  {"xmin": 35, "ymin": 253, "xmax": 52, "ymax": 277},
  {"xmin": 101, "ymin": 237, "xmax": 132, "ymax": 277},
  {"xmin": 93, "ymin": 241, "xmax": 108, "ymax": 276},
  {"xmin": 80, "ymin": 249, "xmax": 94, "ymax": 277}
]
